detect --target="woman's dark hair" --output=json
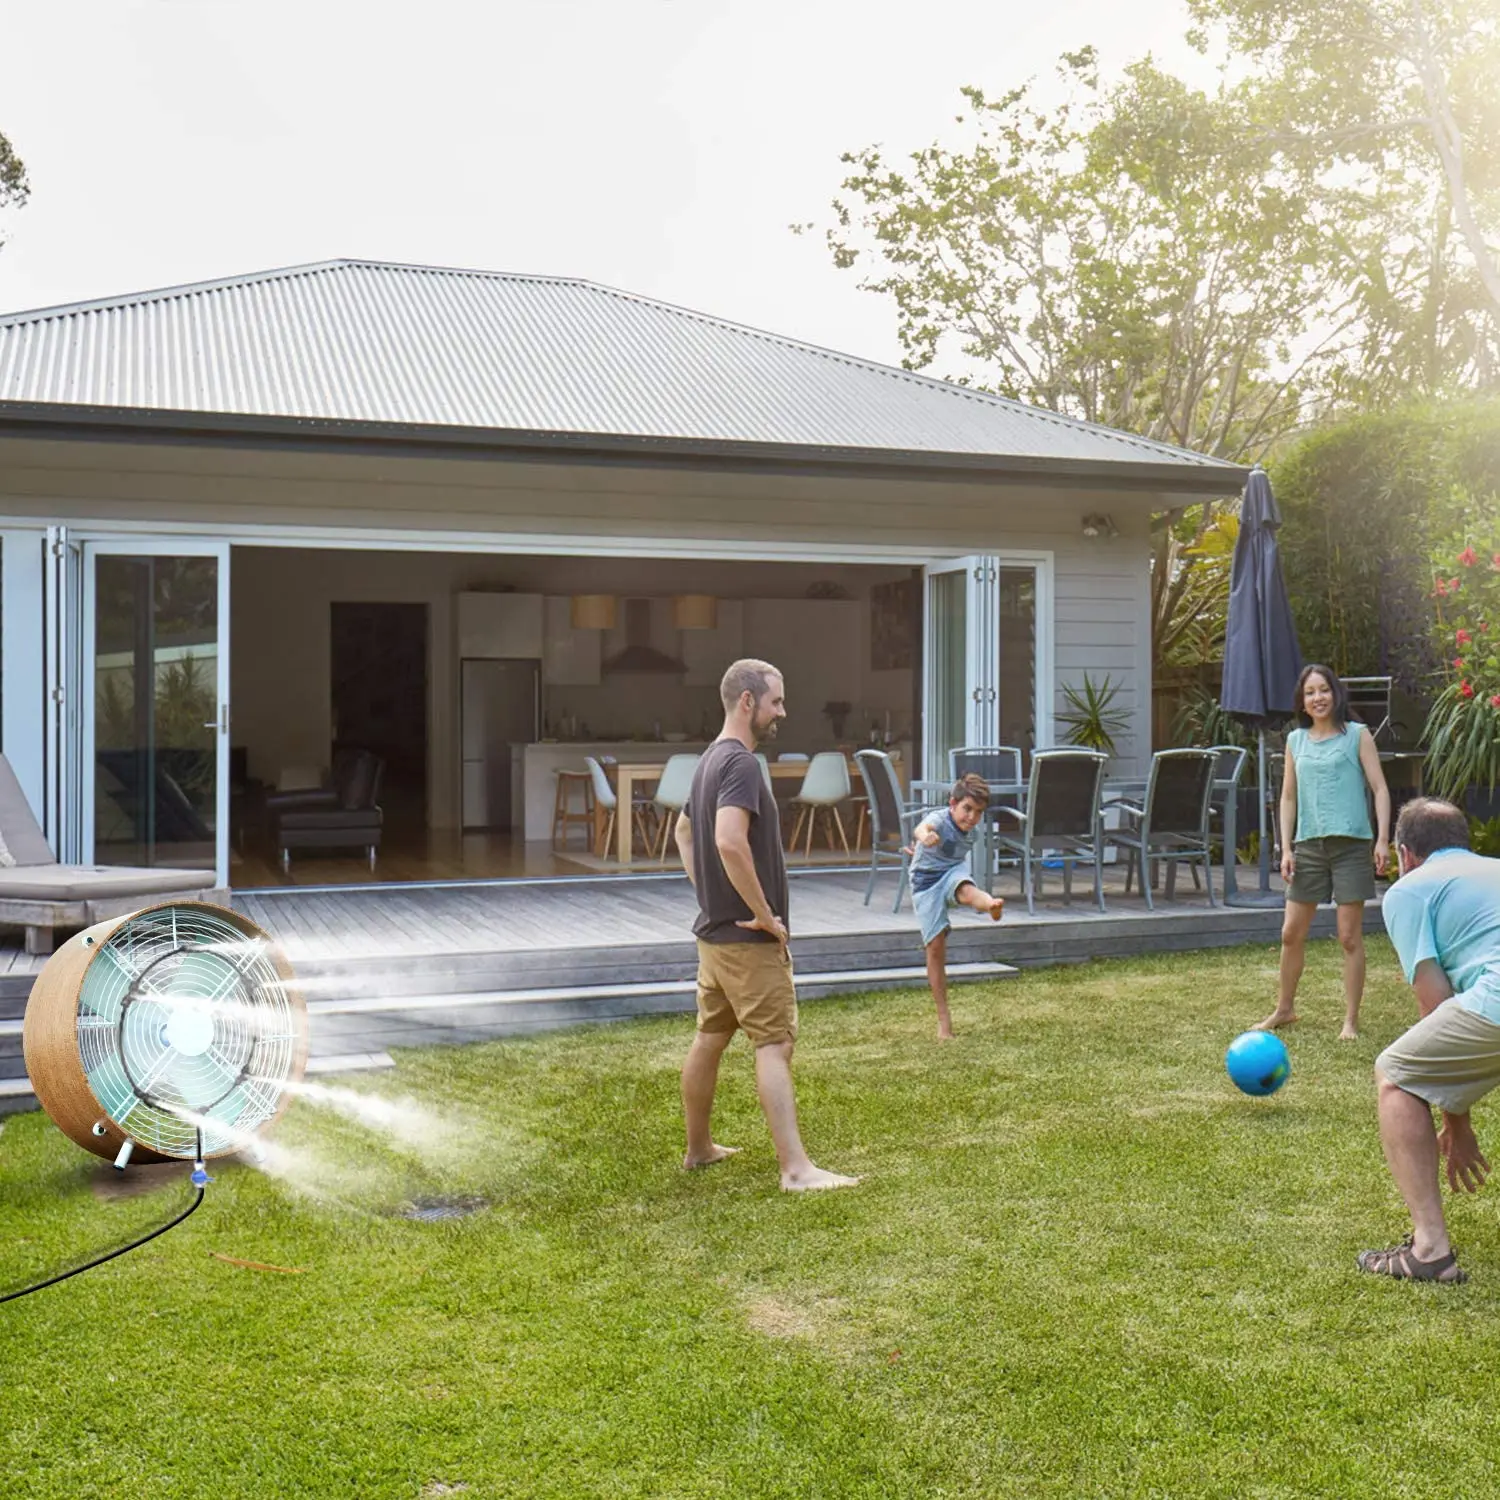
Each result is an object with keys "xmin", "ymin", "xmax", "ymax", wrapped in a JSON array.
[
  {"xmin": 1293, "ymin": 663, "xmax": 1357, "ymax": 733},
  {"xmin": 1394, "ymin": 798, "xmax": 1471, "ymax": 860}
]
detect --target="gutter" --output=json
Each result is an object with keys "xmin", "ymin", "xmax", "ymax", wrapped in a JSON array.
[{"xmin": 0, "ymin": 401, "xmax": 1252, "ymax": 497}]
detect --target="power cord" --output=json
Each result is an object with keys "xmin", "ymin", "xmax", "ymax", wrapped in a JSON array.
[{"xmin": 1, "ymin": 1130, "xmax": 209, "ymax": 1307}]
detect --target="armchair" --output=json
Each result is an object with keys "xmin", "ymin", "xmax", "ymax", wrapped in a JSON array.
[{"xmin": 264, "ymin": 747, "xmax": 385, "ymax": 872}]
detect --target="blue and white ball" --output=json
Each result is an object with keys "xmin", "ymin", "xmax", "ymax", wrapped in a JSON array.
[{"xmin": 1225, "ymin": 1031, "xmax": 1291, "ymax": 1097}]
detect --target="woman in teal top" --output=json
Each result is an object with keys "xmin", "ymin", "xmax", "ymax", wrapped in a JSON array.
[{"xmin": 1257, "ymin": 663, "xmax": 1391, "ymax": 1040}]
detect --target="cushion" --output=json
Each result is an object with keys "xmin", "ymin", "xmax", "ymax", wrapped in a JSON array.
[
  {"xmin": 276, "ymin": 809, "xmax": 383, "ymax": 832},
  {"xmin": 0, "ymin": 865, "xmax": 214, "ymax": 902}
]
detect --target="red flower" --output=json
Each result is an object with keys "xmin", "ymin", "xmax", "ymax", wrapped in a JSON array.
[
  {"xmin": 1453, "ymin": 577, "xmax": 1463, "ymax": 590},
  {"xmin": 1435, "ymin": 577, "xmax": 1450, "ymax": 596},
  {"xmin": 1455, "ymin": 658, "xmax": 1467, "ymax": 670},
  {"xmin": 1491, "ymin": 553, "xmax": 1500, "ymax": 570},
  {"xmin": 1460, "ymin": 547, "xmax": 1478, "ymax": 566},
  {"xmin": 1458, "ymin": 628, "xmax": 1473, "ymax": 645},
  {"xmin": 1488, "ymin": 695, "xmax": 1500, "ymax": 709},
  {"xmin": 1461, "ymin": 680, "xmax": 1476, "ymax": 698}
]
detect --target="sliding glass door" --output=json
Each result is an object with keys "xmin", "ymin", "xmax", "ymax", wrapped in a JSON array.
[
  {"xmin": 83, "ymin": 542, "xmax": 230, "ymax": 884},
  {"xmin": 924, "ymin": 555, "xmax": 1050, "ymax": 779}
]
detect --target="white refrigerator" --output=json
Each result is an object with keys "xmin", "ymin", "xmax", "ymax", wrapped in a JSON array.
[{"xmin": 460, "ymin": 658, "xmax": 540, "ymax": 830}]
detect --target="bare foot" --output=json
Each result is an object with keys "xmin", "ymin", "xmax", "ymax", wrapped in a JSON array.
[
  {"xmin": 1254, "ymin": 1010, "xmax": 1298, "ymax": 1031},
  {"xmin": 937, "ymin": 1027, "xmax": 955, "ymax": 1042},
  {"xmin": 988, "ymin": 896, "xmax": 1005, "ymax": 922},
  {"xmin": 683, "ymin": 1144, "xmax": 740, "ymax": 1170},
  {"xmin": 1339, "ymin": 1024, "xmax": 1359, "ymax": 1042},
  {"xmin": 780, "ymin": 1165, "xmax": 861, "ymax": 1192}
]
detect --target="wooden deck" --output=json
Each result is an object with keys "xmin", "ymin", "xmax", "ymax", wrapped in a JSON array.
[{"xmin": 1, "ymin": 863, "xmax": 1381, "ymax": 1112}]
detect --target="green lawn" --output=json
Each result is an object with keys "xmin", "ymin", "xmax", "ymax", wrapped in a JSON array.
[{"xmin": 4, "ymin": 937, "xmax": 1499, "ymax": 1499}]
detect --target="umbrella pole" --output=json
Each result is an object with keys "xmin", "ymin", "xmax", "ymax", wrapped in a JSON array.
[{"xmin": 1258, "ymin": 728, "xmax": 1270, "ymax": 892}]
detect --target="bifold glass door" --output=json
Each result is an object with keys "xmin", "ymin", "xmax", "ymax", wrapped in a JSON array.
[
  {"xmin": 83, "ymin": 542, "xmax": 230, "ymax": 884},
  {"xmin": 924, "ymin": 555, "xmax": 1047, "ymax": 780}
]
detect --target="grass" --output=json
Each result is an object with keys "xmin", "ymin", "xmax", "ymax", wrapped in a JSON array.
[{"xmin": 4, "ymin": 937, "xmax": 1500, "ymax": 1498}]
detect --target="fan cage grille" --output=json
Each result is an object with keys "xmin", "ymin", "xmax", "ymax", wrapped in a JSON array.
[{"xmin": 77, "ymin": 907, "xmax": 300, "ymax": 1158}]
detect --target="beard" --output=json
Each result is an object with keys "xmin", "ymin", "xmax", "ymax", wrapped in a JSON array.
[{"xmin": 751, "ymin": 711, "xmax": 780, "ymax": 745}]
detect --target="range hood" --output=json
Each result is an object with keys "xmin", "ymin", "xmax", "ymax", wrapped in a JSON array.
[{"xmin": 601, "ymin": 597, "xmax": 687, "ymax": 675}]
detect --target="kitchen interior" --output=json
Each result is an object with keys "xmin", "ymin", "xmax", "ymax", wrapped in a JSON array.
[{"xmin": 229, "ymin": 547, "xmax": 921, "ymax": 885}]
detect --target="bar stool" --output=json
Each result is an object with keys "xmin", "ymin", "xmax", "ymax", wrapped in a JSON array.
[{"xmin": 552, "ymin": 768, "xmax": 594, "ymax": 850}]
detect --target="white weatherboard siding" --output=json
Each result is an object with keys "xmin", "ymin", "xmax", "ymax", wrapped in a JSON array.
[{"xmin": 1053, "ymin": 542, "xmax": 1153, "ymax": 772}]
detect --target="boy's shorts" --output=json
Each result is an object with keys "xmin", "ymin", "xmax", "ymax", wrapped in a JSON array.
[
  {"xmin": 1287, "ymin": 836, "xmax": 1376, "ymax": 906},
  {"xmin": 912, "ymin": 864, "xmax": 977, "ymax": 947},
  {"xmin": 695, "ymin": 939, "xmax": 797, "ymax": 1047},
  {"xmin": 1377, "ymin": 1000, "xmax": 1500, "ymax": 1116}
]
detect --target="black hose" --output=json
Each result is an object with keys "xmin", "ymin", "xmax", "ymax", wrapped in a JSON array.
[{"xmin": 1, "ymin": 1129, "xmax": 207, "ymax": 1307}]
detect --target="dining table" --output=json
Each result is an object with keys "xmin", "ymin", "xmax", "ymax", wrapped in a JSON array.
[{"xmin": 608, "ymin": 756, "xmax": 876, "ymax": 866}]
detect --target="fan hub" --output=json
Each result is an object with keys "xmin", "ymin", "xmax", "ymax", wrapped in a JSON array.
[{"xmin": 163, "ymin": 1008, "xmax": 216, "ymax": 1059}]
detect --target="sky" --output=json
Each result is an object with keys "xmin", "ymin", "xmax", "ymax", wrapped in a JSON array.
[{"xmin": 0, "ymin": 0, "xmax": 1205, "ymax": 370}]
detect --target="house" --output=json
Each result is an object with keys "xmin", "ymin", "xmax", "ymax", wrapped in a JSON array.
[{"xmin": 0, "ymin": 259, "xmax": 1247, "ymax": 889}]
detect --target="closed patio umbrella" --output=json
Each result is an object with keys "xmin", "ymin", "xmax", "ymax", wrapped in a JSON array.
[{"xmin": 1220, "ymin": 467, "xmax": 1303, "ymax": 903}]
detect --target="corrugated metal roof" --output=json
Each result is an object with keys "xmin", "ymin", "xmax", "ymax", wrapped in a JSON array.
[{"xmin": 0, "ymin": 258, "xmax": 1237, "ymax": 473}]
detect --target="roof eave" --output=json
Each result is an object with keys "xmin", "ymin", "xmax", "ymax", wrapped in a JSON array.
[{"xmin": 0, "ymin": 400, "xmax": 1251, "ymax": 497}]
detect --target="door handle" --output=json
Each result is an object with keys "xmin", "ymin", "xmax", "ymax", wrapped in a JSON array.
[{"xmin": 202, "ymin": 703, "xmax": 230, "ymax": 734}]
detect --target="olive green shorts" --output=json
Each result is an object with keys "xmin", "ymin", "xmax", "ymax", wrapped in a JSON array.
[{"xmin": 1287, "ymin": 836, "xmax": 1376, "ymax": 906}]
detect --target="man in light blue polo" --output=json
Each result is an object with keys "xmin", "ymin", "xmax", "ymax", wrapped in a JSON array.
[{"xmin": 1360, "ymin": 797, "xmax": 1500, "ymax": 1283}]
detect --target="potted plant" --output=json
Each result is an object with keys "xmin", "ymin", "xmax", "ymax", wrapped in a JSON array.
[{"xmin": 1058, "ymin": 673, "xmax": 1129, "ymax": 758}]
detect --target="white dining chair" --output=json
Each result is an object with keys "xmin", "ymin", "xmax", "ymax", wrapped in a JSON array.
[
  {"xmin": 787, "ymin": 751, "xmax": 852, "ymax": 856},
  {"xmin": 653, "ymin": 753, "xmax": 701, "ymax": 860},
  {"xmin": 585, "ymin": 756, "xmax": 657, "ymax": 864}
]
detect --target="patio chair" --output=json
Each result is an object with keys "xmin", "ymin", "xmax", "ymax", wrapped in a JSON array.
[
  {"xmin": 753, "ymin": 753, "xmax": 774, "ymax": 793},
  {"xmin": 787, "ymin": 751, "xmax": 852, "ymax": 856},
  {"xmin": 0, "ymin": 753, "xmax": 218, "ymax": 955},
  {"xmin": 991, "ymin": 749, "xmax": 1109, "ymax": 916},
  {"xmin": 651, "ymin": 754, "xmax": 701, "ymax": 860},
  {"xmin": 1105, "ymin": 749, "xmax": 1218, "ymax": 911},
  {"xmin": 1202, "ymin": 743, "xmax": 1250, "ymax": 888},
  {"xmin": 854, "ymin": 749, "xmax": 924, "ymax": 910},
  {"xmin": 948, "ymin": 746, "xmax": 1023, "ymax": 789},
  {"xmin": 950, "ymin": 745, "xmax": 1025, "ymax": 879}
]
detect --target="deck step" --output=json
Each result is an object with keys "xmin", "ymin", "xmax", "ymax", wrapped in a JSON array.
[{"xmin": 306, "ymin": 960, "xmax": 1017, "ymax": 1017}]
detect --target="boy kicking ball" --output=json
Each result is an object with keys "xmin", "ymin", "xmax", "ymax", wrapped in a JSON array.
[{"xmin": 907, "ymin": 773, "xmax": 1005, "ymax": 1040}]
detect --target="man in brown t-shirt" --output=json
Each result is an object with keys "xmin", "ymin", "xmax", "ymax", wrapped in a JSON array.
[{"xmin": 674, "ymin": 658, "xmax": 859, "ymax": 1192}]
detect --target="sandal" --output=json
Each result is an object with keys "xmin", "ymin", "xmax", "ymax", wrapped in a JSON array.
[{"xmin": 1356, "ymin": 1242, "xmax": 1467, "ymax": 1284}]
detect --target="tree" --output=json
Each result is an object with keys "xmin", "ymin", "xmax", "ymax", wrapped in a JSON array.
[
  {"xmin": 0, "ymin": 127, "xmax": 28, "ymax": 253},
  {"xmin": 1186, "ymin": 0, "xmax": 1500, "ymax": 366},
  {"xmin": 811, "ymin": 51, "xmax": 1362, "ymax": 457},
  {"xmin": 805, "ymin": 51, "xmax": 1384, "ymax": 660}
]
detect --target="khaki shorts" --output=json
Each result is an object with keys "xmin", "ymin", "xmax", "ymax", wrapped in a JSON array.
[
  {"xmin": 1287, "ymin": 836, "xmax": 1376, "ymax": 906},
  {"xmin": 695, "ymin": 939, "xmax": 797, "ymax": 1047},
  {"xmin": 1377, "ymin": 1000, "xmax": 1500, "ymax": 1115}
]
